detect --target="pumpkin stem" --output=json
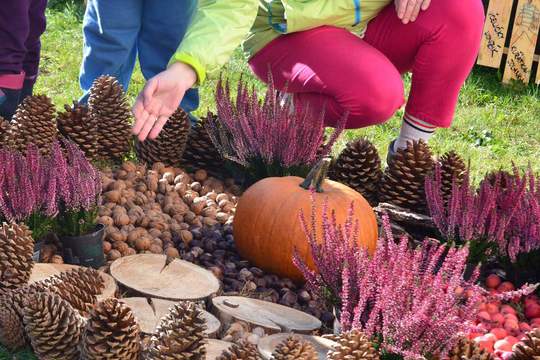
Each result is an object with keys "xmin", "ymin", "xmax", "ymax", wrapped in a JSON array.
[{"xmin": 300, "ymin": 157, "xmax": 332, "ymax": 193}]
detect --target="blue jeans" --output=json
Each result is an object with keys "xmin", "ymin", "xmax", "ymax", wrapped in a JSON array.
[{"xmin": 79, "ymin": 0, "xmax": 199, "ymax": 113}]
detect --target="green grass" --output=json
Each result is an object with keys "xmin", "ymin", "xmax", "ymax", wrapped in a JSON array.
[{"xmin": 37, "ymin": 6, "xmax": 540, "ymax": 179}]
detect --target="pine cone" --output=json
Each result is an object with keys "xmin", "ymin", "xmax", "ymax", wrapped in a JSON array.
[
  {"xmin": 88, "ymin": 75, "xmax": 132, "ymax": 161},
  {"xmin": 146, "ymin": 301, "xmax": 207, "ymax": 360},
  {"xmin": 331, "ymin": 138, "xmax": 382, "ymax": 206},
  {"xmin": 327, "ymin": 330, "xmax": 380, "ymax": 360},
  {"xmin": 379, "ymin": 140, "xmax": 434, "ymax": 213},
  {"xmin": 82, "ymin": 298, "xmax": 141, "ymax": 360},
  {"xmin": 37, "ymin": 267, "xmax": 105, "ymax": 315},
  {"xmin": 271, "ymin": 336, "xmax": 318, "ymax": 360},
  {"xmin": 446, "ymin": 337, "xmax": 493, "ymax": 360},
  {"xmin": 511, "ymin": 328, "xmax": 540, "ymax": 360},
  {"xmin": 57, "ymin": 101, "xmax": 98, "ymax": 161},
  {"xmin": 181, "ymin": 113, "xmax": 225, "ymax": 178},
  {"xmin": 135, "ymin": 107, "xmax": 190, "ymax": 168},
  {"xmin": 0, "ymin": 222, "xmax": 34, "ymax": 291},
  {"xmin": 0, "ymin": 305, "xmax": 25, "ymax": 350},
  {"xmin": 439, "ymin": 151, "xmax": 466, "ymax": 204},
  {"xmin": 23, "ymin": 291, "xmax": 84, "ymax": 360},
  {"xmin": 216, "ymin": 340, "xmax": 261, "ymax": 360},
  {"xmin": 7, "ymin": 95, "xmax": 57, "ymax": 155},
  {"xmin": 481, "ymin": 170, "xmax": 514, "ymax": 190},
  {"xmin": 0, "ymin": 116, "xmax": 9, "ymax": 145}
]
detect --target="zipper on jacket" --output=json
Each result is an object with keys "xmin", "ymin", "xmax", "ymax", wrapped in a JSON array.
[{"xmin": 353, "ymin": 0, "xmax": 361, "ymax": 26}]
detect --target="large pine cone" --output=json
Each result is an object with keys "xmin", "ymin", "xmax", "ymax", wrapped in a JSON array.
[
  {"xmin": 331, "ymin": 138, "xmax": 382, "ymax": 206},
  {"xmin": 23, "ymin": 291, "xmax": 84, "ymax": 360},
  {"xmin": 7, "ymin": 95, "xmax": 57, "ymax": 155},
  {"xmin": 447, "ymin": 337, "xmax": 493, "ymax": 360},
  {"xmin": 511, "ymin": 328, "xmax": 540, "ymax": 359},
  {"xmin": 379, "ymin": 139, "xmax": 434, "ymax": 213},
  {"xmin": 57, "ymin": 101, "xmax": 98, "ymax": 161},
  {"xmin": 146, "ymin": 301, "xmax": 207, "ymax": 360},
  {"xmin": 82, "ymin": 298, "xmax": 141, "ymax": 360},
  {"xmin": 181, "ymin": 113, "xmax": 225, "ymax": 178},
  {"xmin": 88, "ymin": 75, "xmax": 132, "ymax": 161},
  {"xmin": 327, "ymin": 330, "xmax": 380, "ymax": 360},
  {"xmin": 216, "ymin": 340, "xmax": 261, "ymax": 360},
  {"xmin": 0, "ymin": 116, "xmax": 9, "ymax": 145},
  {"xmin": 36, "ymin": 267, "xmax": 105, "ymax": 316},
  {"xmin": 439, "ymin": 151, "xmax": 466, "ymax": 204},
  {"xmin": 0, "ymin": 305, "xmax": 25, "ymax": 350},
  {"xmin": 0, "ymin": 222, "xmax": 34, "ymax": 291},
  {"xmin": 271, "ymin": 336, "xmax": 318, "ymax": 360},
  {"xmin": 135, "ymin": 107, "xmax": 190, "ymax": 168}
]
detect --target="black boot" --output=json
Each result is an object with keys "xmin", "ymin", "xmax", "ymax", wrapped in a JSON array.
[
  {"xmin": 0, "ymin": 88, "xmax": 21, "ymax": 120},
  {"xmin": 19, "ymin": 78, "xmax": 35, "ymax": 102}
]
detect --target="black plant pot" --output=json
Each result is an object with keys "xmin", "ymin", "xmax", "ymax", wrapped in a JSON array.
[{"xmin": 60, "ymin": 224, "xmax": 105, "ymax": 269}]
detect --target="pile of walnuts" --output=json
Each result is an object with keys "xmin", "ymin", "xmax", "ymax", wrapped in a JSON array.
[{"xmin": 98, "ymin": 161, "xmax": 240, "ymax": 263}]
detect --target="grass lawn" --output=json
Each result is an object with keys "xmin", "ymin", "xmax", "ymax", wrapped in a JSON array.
[{"xmin": 1, "ymin": 4, "xmax": 539, "ymax": 358}]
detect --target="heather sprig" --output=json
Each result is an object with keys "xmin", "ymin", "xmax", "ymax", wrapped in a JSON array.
[
  {"xmin": 425, "ymin": 164, "xmax": 540, "ymax": 262},
  {"xmin": 294, "ymin": 199, "xmax": 482, "ymax": 359},
  {"xmin": 205, "ymin": 76, "xmax": 346, "ymax": 182}
]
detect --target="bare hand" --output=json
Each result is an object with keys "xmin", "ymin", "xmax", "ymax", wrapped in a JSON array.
[
  {"xmin": 132, "ymin": 62, "xmax": 197, "ymax": 141},
  {"xmin": 395, "ymin": 0, "xmax": 431, "ymax": 24}
]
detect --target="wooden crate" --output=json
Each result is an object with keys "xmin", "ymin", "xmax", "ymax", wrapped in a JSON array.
[{"xmin": 477, "ymin": 0, "xmax": 540, "ymax": 84}]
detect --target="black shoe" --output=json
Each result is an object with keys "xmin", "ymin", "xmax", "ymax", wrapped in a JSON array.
[
  {"xmin": 19, "ymin": 78, "xmax": 35, "ymax": 102},
  {"xmin": 0, "ymin": 88, "xmax": 21, "ymax": 120},
  {"xmin": 386, "ymin": 139, "xmax": 397, "ymax": 165}
]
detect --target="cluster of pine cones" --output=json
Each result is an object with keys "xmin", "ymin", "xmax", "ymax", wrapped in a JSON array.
[
  {"xmin": 0, "ymin": 76, "xmax": 132, "ymax": 161},
  {"xmin": 331, "ymin": 138, "xmax": 467, "ymax": 214}
]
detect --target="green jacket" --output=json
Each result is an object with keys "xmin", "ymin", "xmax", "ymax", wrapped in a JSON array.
[{"xmin": 170, "ymin": 0, "xmax": 392, "ymax": 85}]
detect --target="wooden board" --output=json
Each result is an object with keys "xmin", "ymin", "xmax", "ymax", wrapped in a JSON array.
[
  {"xmin": 503, "ymin": 0, "xmax": 540, "ymax": 83},
  {"xmin": 110, "ymin": 254, "xmax": 220, "ymax": 301},
  {"xmin": 258, "ymin": 334, "xmax": 337, "ymax": 360},
  {"xmin": 29, "ymin": 263, "xmax": 117, "ymax": 300},
  {"xmin": 206, "ymin": 339, "xmax": 233, "ymax": 360},
  {"xmin": 478, "ymin": 0, "xmax": 515, "ymax": 68},
  {"xmin": 119, "ymin": 297, "xmax": 221, "ymax": 337},
  {"xmin": 212, "ymin": 296, "xmax": 321, "ymax": 333}
]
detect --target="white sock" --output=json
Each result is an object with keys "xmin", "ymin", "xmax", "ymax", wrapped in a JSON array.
[{"xmin": 394, "ymin": 113, "xmax": 436, "ymax": 152}]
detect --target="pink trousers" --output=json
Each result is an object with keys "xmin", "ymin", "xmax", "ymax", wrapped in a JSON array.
[{"xmin": 248, "ymin": 0, "xmax": 485, "ymax": 129}]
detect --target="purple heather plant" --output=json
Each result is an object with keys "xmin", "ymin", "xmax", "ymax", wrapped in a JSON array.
[
  {"xmin": 0, "ymin": 141, "xmax": 101, "ymax": 237},
  {"xmin": 293, "ymin": 198, "xmax": 482, "ymax": 360},
  {"xmin": 205, "ymin": 76, "xmax": 346, "ymax": 180},
  {"xmin": 425, "ymin": 164, "xmax": 540, "ymax": 262}
]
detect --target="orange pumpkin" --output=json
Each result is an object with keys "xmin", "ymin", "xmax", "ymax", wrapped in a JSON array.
[{"xmin": 233, "ymin": 158, "xmax": 378, "ymax": 282}]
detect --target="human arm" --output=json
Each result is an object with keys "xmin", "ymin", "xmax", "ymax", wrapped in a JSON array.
[{"xmin": 133, "ymin": 0, "xmax": 259, "ymax": 141}]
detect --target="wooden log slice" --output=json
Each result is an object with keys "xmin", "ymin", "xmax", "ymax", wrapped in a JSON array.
[
  {"xmin": 206, "ymin": 339, "xmax": 233, "ymax": 360},
  {"xmin": 258, "ymin": 333, "xmax": 337, "ymax": 360},
  {"xmin": 29, "ymin": 262, "xmax": 117, "ymax": 300},
  {"xmin": 119, "ymin": 297, "xmax": 221, "ymax": 337},
  {"xmin": 110, "ymin": 254, "xmax": 220, "ymax": 301},
  {"xmin": 212, "ymin": 296, "xmax": 321, "ymax": 333}
]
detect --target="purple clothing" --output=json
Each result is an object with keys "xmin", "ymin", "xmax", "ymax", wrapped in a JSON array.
[{"xmin": 0, "ymin": 0, "xmax": 47, "ymax": 87}]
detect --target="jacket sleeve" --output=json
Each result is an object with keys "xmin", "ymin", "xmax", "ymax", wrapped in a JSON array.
[{"xmin": 169, "ymin": 0, "xmax": 259, "ymax": 85}]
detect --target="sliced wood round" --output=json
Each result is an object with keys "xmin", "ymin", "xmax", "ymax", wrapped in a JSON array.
[
  {"xmin": 206, "ymin": 339, "xmax": 233, "ymax": 360},
  {"xmin": 212, "ymin": 296, "xmax": 321, "ymax": 333},
  {"xmin": 258, "ymin": 333, "xmax": 337, "ymax": 360},
  {"xmin": 119, "ymin": 297, "xmax": 221, "ymax": 337},
  {"xmin": 110, "ymin": 254, "xmax": 220, "ymax": 301},
  {"xmin": 29, "ymin": 263, "xmax": 117, "ymax": 300}
]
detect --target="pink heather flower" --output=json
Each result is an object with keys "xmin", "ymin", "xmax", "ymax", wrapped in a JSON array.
[
  {"xmin": 425, "ymin": 165, "xmax": 540, "ymax": 261},
  {"xmin": 294, "ymin": 198, "xmax": 482, "ymax": 359},
  {"xmin": 484, "ymin": 283, "xmax": 539, "ymax": 302},
  {"xmin": 206, "ymin": 75, "xmax": 346, "ymax": 175}
]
